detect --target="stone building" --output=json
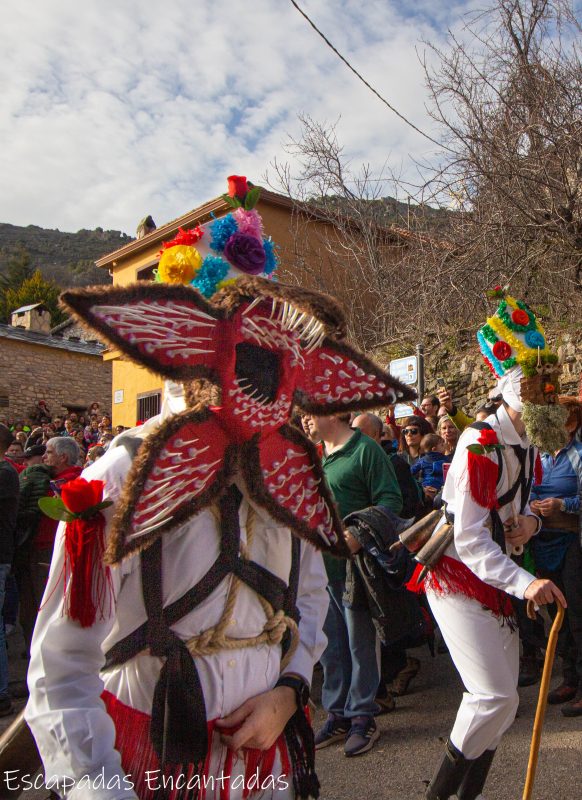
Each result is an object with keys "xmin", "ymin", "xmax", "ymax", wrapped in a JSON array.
[{"xmin": 0, "ymin": 304, "xmax": 111, "ymax": 422}]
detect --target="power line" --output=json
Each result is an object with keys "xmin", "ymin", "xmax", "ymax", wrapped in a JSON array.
[{"xmin": 289, "ymin": 0, "xmax": 444, "ymax": 151}]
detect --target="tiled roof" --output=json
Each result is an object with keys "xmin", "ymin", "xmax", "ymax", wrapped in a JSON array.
[{"xmin": 0, "ymin": 323, "xmax": 105, "ymax": 356}]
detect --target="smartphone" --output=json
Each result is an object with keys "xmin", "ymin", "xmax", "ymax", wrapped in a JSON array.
[{"xmin": 436, "ymin": 376, "xmax": 446, "ymax": 388}]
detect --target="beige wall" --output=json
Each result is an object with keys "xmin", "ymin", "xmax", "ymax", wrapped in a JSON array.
[
  {"xmin": 0, "ymin": 338, "xmax": 112, "ymax": 421},
  {"xmin": 111, "ymin": 357, "xmax": 163, "ymax": 428}
]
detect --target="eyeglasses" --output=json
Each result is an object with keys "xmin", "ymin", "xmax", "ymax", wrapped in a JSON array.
[{"xmin": 403, "ymin": 428, "xmax": 420, "ymax": 436}]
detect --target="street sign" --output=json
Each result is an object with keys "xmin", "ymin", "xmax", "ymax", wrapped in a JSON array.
[{"xmin": 389, "ymin": 355, "xmax": 418, "ymax": 385}]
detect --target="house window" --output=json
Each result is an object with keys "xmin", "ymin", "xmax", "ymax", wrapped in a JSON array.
[
  {"xmin": 136, "ymin": 261, "xmax": 158, "ymax": 281},
  {"xmin": 137, "ymin": 391, "xmax": 161, "ymax": 422}
]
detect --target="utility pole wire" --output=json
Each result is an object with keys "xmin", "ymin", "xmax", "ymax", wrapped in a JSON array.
[{"xmin": 289, "ymin": 0, "xmax": 445, "ymax": 151}]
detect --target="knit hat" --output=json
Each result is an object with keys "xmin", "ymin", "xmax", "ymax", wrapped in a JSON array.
[{"xmin": 154, "ymin": 176, "xmax": 277, "ymax": 298}]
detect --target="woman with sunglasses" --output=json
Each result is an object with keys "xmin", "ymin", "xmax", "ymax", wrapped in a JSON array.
[{"xmin": 398, "ymin": 416, "xmax": 434, "ymax": 466}]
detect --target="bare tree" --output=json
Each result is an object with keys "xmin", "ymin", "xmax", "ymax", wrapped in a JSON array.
[
  {"xmin": 267, "ymin": 1, "xmax": 581, "ymax": 355},
  {"xmin": 267, "ymin": 115, "xmax": 450, "ymax": 353},
  {"xmin": 422, "ymin": 0, "xmax": 582, "ymax": 319}
]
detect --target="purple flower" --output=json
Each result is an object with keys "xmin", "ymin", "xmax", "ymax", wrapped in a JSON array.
[{"xmin": 224, "ymin": 232, "xmax": 266, "ymax": 275}]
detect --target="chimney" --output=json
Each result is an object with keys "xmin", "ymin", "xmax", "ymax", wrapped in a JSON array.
[{"xmin": 10, "ymin": 303, "xmax": 52, "ymax": 334}]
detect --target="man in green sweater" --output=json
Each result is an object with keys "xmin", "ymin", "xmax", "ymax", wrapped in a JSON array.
[{"xmin": 305, "ymin": 412, "xmax": 402, "ymax": 757}]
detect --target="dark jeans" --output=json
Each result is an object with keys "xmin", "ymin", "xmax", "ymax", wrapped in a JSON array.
[
  {"xmin": 13, "ymin": 546, "xmax": 53, "ymax": 657},
  {"xmin": 539, "ymin": 540, "xmax": 582, "ymax": 687},
  {"xmin": 320, "ymin": 579, "xmax": 380, "ymax": 718}
]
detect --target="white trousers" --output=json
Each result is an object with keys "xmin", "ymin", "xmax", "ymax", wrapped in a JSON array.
[{"xmin": 427, "ymin": 590, "xmax": 520, "ymax": 759}]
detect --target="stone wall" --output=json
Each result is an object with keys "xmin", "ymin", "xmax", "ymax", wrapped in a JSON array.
[
  {"xmin": 0, "ymin": 339, "xmax": 112, "ymax": 422},
  {"xmin": 423, "ymin": 331, "xmax": 581, "ymax": 414}
]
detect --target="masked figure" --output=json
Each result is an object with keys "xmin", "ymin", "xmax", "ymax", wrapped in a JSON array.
[{"xmin": 24, "ymin": 178, "xmax": 415, "ymax": 800}]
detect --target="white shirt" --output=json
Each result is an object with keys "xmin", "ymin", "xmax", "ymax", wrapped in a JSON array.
[
  {"xmin": 25, "ymin": 442, "xmax": 329, "ymax": 800},
  {"xmin": 440, "ymin": 405, "xmax": 537, "ymax": 599}
]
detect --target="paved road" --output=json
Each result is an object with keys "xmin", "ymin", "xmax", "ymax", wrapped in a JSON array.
[
  {"xmin": 2, "ymin": 633, "xmax": 581, "ymax": 799},
  {"xmin": 311, "ymin": 648, "xmax": 581, "ymax": 800}
]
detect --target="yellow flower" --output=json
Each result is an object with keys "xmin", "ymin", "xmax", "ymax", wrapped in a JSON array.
[{"xmin": 157, "ymin": 245, "xmax": 202, "ymax": 284}]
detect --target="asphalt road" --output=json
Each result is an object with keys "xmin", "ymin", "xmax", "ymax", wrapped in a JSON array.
[
  {"xmin": 311, "ymin": 647, "xmax": 581, "ymax": 800},
  {"xmin": 2, "ymin": 632, "xmax": 581, "ymax": 799}
]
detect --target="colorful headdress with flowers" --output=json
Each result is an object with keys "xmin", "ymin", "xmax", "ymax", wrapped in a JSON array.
[
  {"xmin": 477, "ymin": 286, "xmax": 558, "ymax": 379},
  {"xmin": 477, "ymin": 286, "xmax": 567, "ymax": 452},
  {"xmin": 155, "ymin": 175, "xmax": 278, "ymax": 298}
]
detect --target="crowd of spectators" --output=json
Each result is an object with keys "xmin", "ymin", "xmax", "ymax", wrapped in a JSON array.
[
  {"xmin": 0, "ymin": 400, "xmax": 127, "ymax": 474},
  {"xmin": 0, "ymin": 401, "xmax": 130, "ymax": 715}
]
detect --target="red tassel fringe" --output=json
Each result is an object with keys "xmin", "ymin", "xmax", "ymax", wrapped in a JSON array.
[
  {"xmin": 467, "ymin": 451, "xmax": 499, "ymax": 510},
  {"xmin": 534, "ymin": 452, "xmax": 543, "ymax": 486},
  {"xmin": 63, "ymin": 515, "xmax": 113, "ymax": 627},
  {"xmin": 102, "ymin": 691, "xmax": 291, "ymax": 800},
  {"xmin": 424, "ymin": 555, "xmax": 514, "ymax": 620},
  {"xmin": 406, "ymin": 563, "xmax": 426, "ymax": 594}
]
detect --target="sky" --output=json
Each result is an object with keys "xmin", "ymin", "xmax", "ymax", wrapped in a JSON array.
[{"xmin": 0, "ymin": 0, "xmax": 479, "ymax": 234}]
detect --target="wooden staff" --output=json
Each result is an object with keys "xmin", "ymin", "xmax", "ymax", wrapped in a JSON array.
[
  {"xmin": 0, "ymin": 709, "xmax": 42, "ymax": 796},
  {"xmin": 522, "ymin": 599, "xmax": 565, "ymax": 800}
]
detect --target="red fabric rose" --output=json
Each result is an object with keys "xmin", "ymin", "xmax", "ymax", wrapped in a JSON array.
[
  {"xmin": 227, "ymin": 175, "xmax": 249, "ymax": 200},
  {"xmin": 492, "ymin": 340, "xmax": 512, "ymax": 361},
  {"xmin": 61, "ymin": 478, "xmax": 105, "ymax": 514},
  {"xmin": 477, "ymin": 429, "xmax": 499, "ymax": 446},
  {"xmin": 511, "ymin": 309, "xmax": 529, "ymax": 326}
]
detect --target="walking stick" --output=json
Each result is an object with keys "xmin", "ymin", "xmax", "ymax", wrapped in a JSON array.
[{"xmin": 522, "ymin": 598, "xmax": 565, "ymax": 800}]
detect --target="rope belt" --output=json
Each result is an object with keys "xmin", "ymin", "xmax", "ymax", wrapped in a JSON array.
[{"xmin": 184, "ymin": 522, "xmax": 299, "ymax": 669}]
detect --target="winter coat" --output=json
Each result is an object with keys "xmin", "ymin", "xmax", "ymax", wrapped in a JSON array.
[
  {"xmin": 343, "ymin": 505, "xmax": 425, "ymax": 646},
  {"xmin": 16, "ymin": 464, "xmax": 53, "ymax": 547}
]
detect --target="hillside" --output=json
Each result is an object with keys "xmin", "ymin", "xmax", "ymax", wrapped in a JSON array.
[
  {"xmin": 0, "ymin": 223, "xmax": 133, "ymax": 287},
  {"xmin": 310, "ymin": 194, "xmax": 453, "ymax": 232}
]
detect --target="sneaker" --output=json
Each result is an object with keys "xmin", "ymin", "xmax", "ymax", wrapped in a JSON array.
[
  {"xmin": 0, "ymin": 696, "xmax": 14, "ymax": 718},
  {"xmin": 548, "ymin": 682, "xmax": 578, "ymax": 705},
  {"xmin": 390, "ymin": 656, "xmax": 421, "ymax": 696},
  {"xmin": 344, "ymin": 716, "xmax": 379, "ymax": 757},
  {"xmin": 375, "ymin": 688, "xmax": 396, "ymax": 715},
  {"xmin": 314, "ymin": 714, "xmax": 350, "ymax": 749}
]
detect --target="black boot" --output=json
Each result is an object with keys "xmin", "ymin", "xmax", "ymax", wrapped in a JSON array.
[
  {"xmin": 457, "ymin": 748, "xmax": 496, "ymax": 800},
  {"xmin": 425, "ymin": 740, "xmax": 472, "ymax": 799}
]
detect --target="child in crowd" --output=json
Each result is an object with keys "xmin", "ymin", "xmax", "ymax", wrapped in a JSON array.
[{"xmin": 411, "ymin": 433, "xmax": 450, "ymax": 491}]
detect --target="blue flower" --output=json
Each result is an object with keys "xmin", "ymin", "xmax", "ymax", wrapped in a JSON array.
[
  {"xmin": 192, "ymin": 256, "xmax": 229, "ymax": 298},
  {"xmin": 525, "ymin": 330, "xmax": 545, "ymax": 350},
  {"xmin": 210, "ymin": 215, "xmax": 238, "ymax": 252},
  {"xmin": 263, "ymin": 238, "xmax": 279, "ymax": 275}
]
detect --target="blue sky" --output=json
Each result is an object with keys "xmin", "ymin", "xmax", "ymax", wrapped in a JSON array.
[{"xmin": 1, "ymin": 0, "xmax": 477, "ymax": 234}]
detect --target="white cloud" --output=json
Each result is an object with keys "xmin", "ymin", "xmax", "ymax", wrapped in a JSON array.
[{"xmin": 1, "ymin": 0, "xmax": 476, "ymax": 234}]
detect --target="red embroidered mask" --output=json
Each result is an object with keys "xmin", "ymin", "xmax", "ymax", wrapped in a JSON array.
[{"xmin": 61, "ymin": 278, "xmax": 416, "ymax": 562}]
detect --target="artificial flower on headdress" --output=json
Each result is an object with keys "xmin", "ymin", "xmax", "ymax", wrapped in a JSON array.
[{"xmin": 154, "ymin": 176, "xmax": 279, "ymax": 297}]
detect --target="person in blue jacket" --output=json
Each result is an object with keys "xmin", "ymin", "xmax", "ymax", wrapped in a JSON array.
[
  {"xmin": 530, "ymin": 395, "xmax": 582, "ymax": 716},
  {"xmin": 411, "ymin": 433, "xmax": 451, "ymax": 492}
]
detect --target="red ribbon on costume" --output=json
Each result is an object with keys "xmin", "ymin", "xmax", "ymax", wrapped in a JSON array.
[
  {"xmin": 467, "ymin": 428, "xmax": 503, "ymax": 509},
  {"xmin": 61, "ymin": 478, "xmax": 113, "ymax": 627}
]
